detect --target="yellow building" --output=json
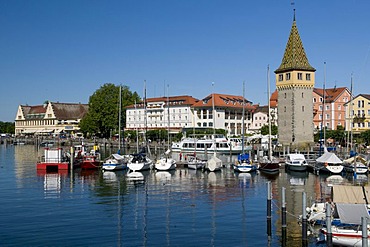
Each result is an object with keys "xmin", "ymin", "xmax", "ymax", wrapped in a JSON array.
[{"xmin": 345, "ymin": 94, "xmax": 370, "ymax": 133}]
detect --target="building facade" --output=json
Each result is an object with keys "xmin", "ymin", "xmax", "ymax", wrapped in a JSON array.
[
  {"xmin": 345, "ymin": 94, "xmax": 370, "ymax": 134},
  {"xmin": 15, "ymin": 102, "xmax": 88, "ymax": 136},
  {"xmin": 191, "ymin": 93, "xmax": 255, "ymax": 136},
  {"xmin": 125, "ymin": 95, "xmax": 199, "ymax": 134},
  {"xmin": 274, "ymin": 13, "xmax": 316, "ymax": 146},
  {"xmin": 313, "ymin": 87, "xmax": 351, "ymax": 131},
  {"xmin": 125, "ymin": 94, "xmax": 256, "ymax": 137}
]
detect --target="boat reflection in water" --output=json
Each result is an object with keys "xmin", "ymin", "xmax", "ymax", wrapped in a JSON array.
[{"xmin": 37, "ymin": 170, "xmax": 68, "ymax": 199}]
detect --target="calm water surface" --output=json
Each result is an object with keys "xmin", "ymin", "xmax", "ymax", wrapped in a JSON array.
[{"xmin": 0, "ymin": 145, "xmax": 367, "ymax": 246}]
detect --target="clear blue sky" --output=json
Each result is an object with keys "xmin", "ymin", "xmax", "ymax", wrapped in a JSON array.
[{"xmin": 1, "ymin": 0, "xmax": 369, "ymax": 122}]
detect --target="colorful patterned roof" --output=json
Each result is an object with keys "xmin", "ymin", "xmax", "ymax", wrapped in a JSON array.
[{"xmin": 275, "ymin": 16, "xmax": 315, "ymax": 73}]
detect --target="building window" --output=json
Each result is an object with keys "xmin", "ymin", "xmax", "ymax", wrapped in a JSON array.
[
  {"xmin": 313, "ymin": 98, "xmax": 316, "ymax": 103},
  {"xmin": 298, "ymin": 73, "xmax": 302, "ymax": 80},
  {"xmin": 302, "ymin": 106, "xmax": 304, "ymax": 112},
  {"xmin": 302, "ymin": 92, "xmax": 304, "ymax": 98},
  {"xmin": 306, "ymin": 73, "xmax": 311, "ymax": 81},
  {"xmin": 284, "ymin": 106, "xmax": 286, "ymax": 112},
  {"xmin": 338, "ymin": 105, "xmax": 341, "ymax": 110},
  {"xmin": 286, "ymin": 73, "xmax": 291, "ymax": 80},
  {"xmin": 338, "ymin": 114, "xmax": 341, "ymax": 119},
  {"xmin": 284, "ymin": 93, "xmax": 287, "ymax": 99},
  {"xmin": 278, "ymin": 74, "xmax": 283, "ymax": 81}
]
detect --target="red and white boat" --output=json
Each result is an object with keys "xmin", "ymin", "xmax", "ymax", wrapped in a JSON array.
[
  {"xmin": 37, "ymin": 148, "xmax": 69, "ymax": 171},
  {"xmin": 81, "ymin": 153, "xmax": 101, "ymax": 169}
]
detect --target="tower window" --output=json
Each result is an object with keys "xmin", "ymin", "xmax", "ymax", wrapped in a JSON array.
[
  {"xmin": 278, "ymin": 74, "xmax": 283, "ymax": 81},
  {"xmin": 286, "ymin": 73, "xmax": 291, "ymax": 80},
  {"xmin": 302, "ymin": 106, "xmax": 304, "ymax": 112},
  {"xmin": 297, "ymin": 73, "xmax": 303, "ymax": 80},
  {"xmin": 306, "ymin": 73, "xmax": 311, "ymax": 81}
]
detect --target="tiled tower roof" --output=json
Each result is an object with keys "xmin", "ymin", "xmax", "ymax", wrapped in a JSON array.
[{"xmin": 275, "ymin": 14, "xmax": 315, "ymax": 73}]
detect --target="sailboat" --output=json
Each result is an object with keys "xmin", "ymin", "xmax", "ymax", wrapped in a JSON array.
[
  {"xmin": 234, "ymin": 81, "xmax": 258, "ymax": 173},
  {"xmin": 102, "ymin": 85, "xmax": 128, "ymax": 171},
  {"xmin": 205, "ymin": 84, "xmax": 222, "ymax": 172},
  {"xmin": 155, "ymin": 85, "xmax": 176, "ymax": 171},
  {"xmin": 258, "ymin": 66, "xmax": 280, "ymax": 173}
]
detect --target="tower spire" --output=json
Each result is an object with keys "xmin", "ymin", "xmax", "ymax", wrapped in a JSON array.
[{"xmin": 274, "ymin": 11, "xmax": 315, "ymax": 73}]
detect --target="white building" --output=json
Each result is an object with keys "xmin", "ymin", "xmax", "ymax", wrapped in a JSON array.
[
  {"xmin": 125, "ymin": 95, "xmax": 199, "ymax": 133},
  {"xmin": 125, "ymin": 93, "xmax": 257, "ymax": 137}
]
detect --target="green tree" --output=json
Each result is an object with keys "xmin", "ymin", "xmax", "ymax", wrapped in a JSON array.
[
  {"xmin": 80, "ymin": 83, "xmax": 140, "ymax": 138},
  {"xmin": 260, "ymin": 124, "xmax": 278, "ymax": 135},
  {"xmin": 360, "ymin": 130, "xmax": 370, "ymax": 145},
  {"xmin": 0, "ymin": 121, "xmax": 15, "ymax": 134}
]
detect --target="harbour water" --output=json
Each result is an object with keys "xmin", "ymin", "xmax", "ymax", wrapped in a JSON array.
[{"xmin": 0, "ymin": 144, "xmax": 366, "ymax": 246}]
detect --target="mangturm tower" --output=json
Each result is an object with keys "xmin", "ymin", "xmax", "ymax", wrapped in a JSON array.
[{"xmin": 275, "ymin": 11, "xmax": 316, "ymax": 147}]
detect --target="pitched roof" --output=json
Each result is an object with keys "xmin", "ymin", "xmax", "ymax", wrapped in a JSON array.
[
  {"xmin": 20, "ymin": 102, "xmax": 88, "ymax": 120},
  {"xmin": 191, "ymin": 93, "xmax": 255, "ymax": 111},
  {"xmin": 51, "ymin": 102, "xmax": 89, "ymax": 120},
  {"xmin": 313, "ymin": 87, "xmax": 349, "ymax": 103},
  {"xmin": 275, "ymin": 15, "xmax": 315, "ymax": 73}
]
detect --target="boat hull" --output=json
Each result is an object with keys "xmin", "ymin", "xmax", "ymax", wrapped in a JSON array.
[
  {"xmin": 154, "ymin": 159, "xmax": 176, "ymax": 171},
  {"xmin": 259, "ymin": 162, "xmax": 280, "ymax": 173}
]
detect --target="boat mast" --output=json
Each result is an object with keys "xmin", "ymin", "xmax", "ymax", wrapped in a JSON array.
[
  {"xmin": 267, "ymin": 65, "xmax": 272, "ymax": 160},
  {"xmin": 348, "ymin": 73, "xmax": 354, "ymax": 154},
  {"xmin": 118, "ymin": 85, "xmax": 122, "ymax": 154},
  {"xmin": 135, "ymin": 100, "xmax": 139, "ymax": 153},
  {"xmin": 242, "ymin": 81, "xmax": 245, "ymax": 154},
  {"xmin": 167, "ymin": 84, "xmax": 170, "ymax": 150},
  {"xmin": 212, "ymin": 82, "xmax": 216, "ymax": 156}
]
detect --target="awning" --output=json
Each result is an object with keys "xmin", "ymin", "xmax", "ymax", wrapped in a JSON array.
[
  {"xmin": 332, "ymin": 185, "xmax": 370, "ymax": 204},
  {"xmin": 336, "ymin": 203, "xmax": 370, "ymax": 224}
]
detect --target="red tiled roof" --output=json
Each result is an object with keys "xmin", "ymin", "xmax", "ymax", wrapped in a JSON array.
[
  {"xmin": 192, "ymin": 93, "xmax": 255, "ymax": 111},
  {"xmin": 313, "ymin": 87, "xmax": 349, "ymax": 103}
]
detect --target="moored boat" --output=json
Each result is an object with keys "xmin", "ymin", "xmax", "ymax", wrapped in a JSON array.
[
  {"xmin": 234, "ymin": 153, "xmax": 258, "ymax": 173},
  {"xmin": 343, "ymin": 155, "xmax": 368, "ymax": 174},
  {"xmin": 81, "ymin": 154, "xmax": 101, "ymax": 169},
  {"xmin": 186, "ymin": 154, "xmax": 206, "ymax": 170},
  {"xmin": 285, "ymin": 153, "xmax": 308, "ymax": 171},
  {"xmin": 127, "ymin": 153, "xmax": 152, "ymax": 172},
  {"xmin": 171, "ymin": 134, "xmax": 244, "ymax": 155},
  {"xmin": 315, "ymin": 146, "xmax": 344, "ymax": 174},
  {"xmin": 36, "ymin": 148, "xmax": 69, "ymax": 171},
  {"xmin": 102, "ymin": 153, "xmax": 128, "ymax": 171}
]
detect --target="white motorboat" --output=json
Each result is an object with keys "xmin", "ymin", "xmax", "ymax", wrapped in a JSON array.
[
  {"xmin": 127, "ymin": 153, "xmax": 152, "ymax": 172},
  {"xmin": 155, "ymin": 157, "xmax": 176, "ymax": 171},
  {"xmin": 186, "ymin": 155, "xmax": 206, "ymax": 170},
  {"xmin": 285, "ymin": 153, "xmax": 308, "ymax": 171},
  {"xmin": 102, "ymin": 153, "xmax": 128, "ymax": 171},
  {"xmin": 171, "ymin": 134, "xmax": 244, "ymax": 155}
]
